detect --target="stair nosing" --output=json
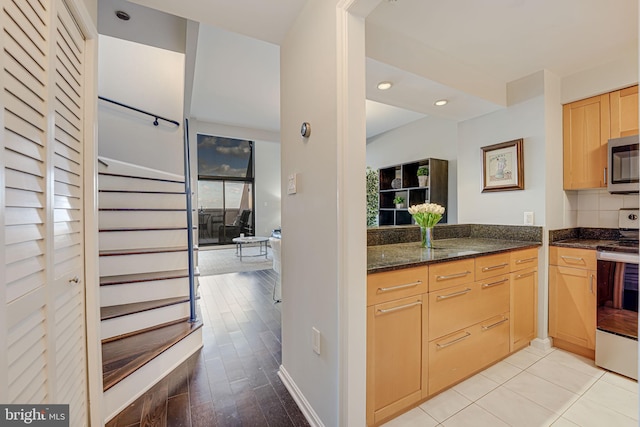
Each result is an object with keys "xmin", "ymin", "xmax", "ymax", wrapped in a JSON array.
[
  {"xmin": 100, "ymin": 268, "xmax": 200, "ymax": 286},
  {"xmin": 100, "ymin": 296, "xmax": 191, "ymax": 321},
  {"xmin": 98, "ymin": 171, "xmax": 185, "ymax": 184},
  {"xmin": 98, "ymin": 208, "xmax": 192, "ymax": 212},
  {"xmin": 99, "ymin": 246, "xmax": 196, "ymax": 257},
  {"xmin": 99, "ymin": 227, "xmax": 195, "ymax": 232},
  {"xmin": 99, "ymin": 190, "xmax": 187, "ymax": 195}
]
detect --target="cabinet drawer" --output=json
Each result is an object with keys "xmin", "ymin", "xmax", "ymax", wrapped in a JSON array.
[
  {"xmin": 429, "ymin": 275, "xmax": 509, "ymax": 339},
  {"xmin": 367, "ymin": 266, "xmax": 428, "ymax": 306},
  {"xmin": 510, "ymin": 247, "xmax": 538, "ymax": 271},
  {"xmin": 549, "ymin": 246, "xmax": 596, "ymax": 270},
  {"xmin": 428, "ymin": 313, "xmax": 510, "ymax": 395},
  {"xmin": 429, "ymin": 259, "xmax": 474, "ymax": 292},
  {"xmin": 475, "ymin": 253, "xmax": 510, "ymax": 281}
]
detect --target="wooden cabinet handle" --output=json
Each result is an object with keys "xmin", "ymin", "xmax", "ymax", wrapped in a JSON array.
[
  {"xmin": 515, "ymin": 257, "xmax": 536, "ymax": 264},
  {"xmin": 376, "ymin": 300, "xmax": 422, "ymax": 315},
  {"xmin": 516, "ymin": 271, "xmax": 535, "ymax": 279},
  {"xmin": 436, "ymin": 332, "xmax": 471, "ymax": 348},
  {"xmin": 436, "ymin": 271, "xmax": 471, "ymax": 280},
  {"xmin": 481, "ymin": 317, "xmax": 509, "ymax": 331},
  {"xmin": 377, "ymin": 280, "xmax": 422, "ymax": 293},
  {"xmin": 436, "ymin": 288, "xmax": 472, "ymax": 300},
  {"xmin": 481, "ymin": 263, "xmax": 508, "ymax": 272},
  {"xmin": 590, "ymin": 274, "xmax": 594, "ymax": 294},
  {"xmin": 482, "ymin": 278, "xmax": 508, "ymax": 288}
]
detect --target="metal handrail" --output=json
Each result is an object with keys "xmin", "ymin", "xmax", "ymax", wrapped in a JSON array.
[
  {"xmin": 184, "ymin": 118, "xmax": 197, "ymax": 323},
  {"xmin": 98, "ymin": 96, "xmax": 180, "ymax": 127}
]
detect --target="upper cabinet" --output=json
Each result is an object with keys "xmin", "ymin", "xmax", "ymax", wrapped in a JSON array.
[
  {"xmin": 610, "ymin": 85, "xmax": 639, "ymax": 138},
  {"xmin": 563, "ymin": 85, "xmax": 638, "ymax": 190},
  {"xmin": 378, "ymin": 158, "xmax": 448, "ymax": 226}
]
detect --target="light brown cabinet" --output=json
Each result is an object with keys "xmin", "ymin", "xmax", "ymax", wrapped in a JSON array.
[
  {"xmin": 610, "ymin": 85, "xmax": 639, "ymax": 138},
  {"xmin": 549, "ymin": 247, "xmax": 596, "ymax": 357},
  {"xmin": 366, "ymin": 271, "xmax": 428, "ymax": 426},
  {"xmin": 562, "ymin": 85, "xmax": 638, "ymax": 190},
  {"xmin": 510, "ymin": 248, "xmax": 539, "ymax": 352},
  {"xmin": 563, "ymin": 94, "xmax": 610, "ymax": 189}
]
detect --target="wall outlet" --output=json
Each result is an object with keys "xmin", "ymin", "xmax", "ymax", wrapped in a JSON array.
[
  {"xmin": 524, "ymin": 211, "xmax": 534, "ymax": 225},
  {"xmin": 312, "ymin": 327, "xmax": 321, "ymax": 355}
]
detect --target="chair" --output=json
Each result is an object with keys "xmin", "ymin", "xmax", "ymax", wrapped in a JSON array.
[
  {"xmin": 269, "ymin": 237, "xmax": 281, "ymax": 303},
  {"xmin": 218, "ymin": 209, "xmax": 252, "ymax": 243}
]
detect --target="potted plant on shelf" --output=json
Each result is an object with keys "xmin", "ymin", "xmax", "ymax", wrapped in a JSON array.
[
  {"xmin": 417, "ymin": 167, "xmax": 429, "ymax": 187},
  {"xmin": 393, "ymin": 196, "xmax": 405, "ymax": 209}
]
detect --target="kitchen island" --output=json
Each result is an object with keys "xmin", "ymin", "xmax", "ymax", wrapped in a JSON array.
[{"xmin": 365, "ymin": 224, "xmax": 542, "ymax": 426}]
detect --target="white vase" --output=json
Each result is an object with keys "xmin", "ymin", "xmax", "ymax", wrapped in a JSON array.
[
  {"xmin": 395, "ymin": 203, "xmax": 404, "ymax": 209},
  {"xmin": 418, "ymin": 175, "xmax": 428, "ymax": 187}
]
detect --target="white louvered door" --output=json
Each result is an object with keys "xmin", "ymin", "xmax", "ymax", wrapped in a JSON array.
[{"xmin": 2, "ymin": 0, "xmax": 87, "ymax": 423}]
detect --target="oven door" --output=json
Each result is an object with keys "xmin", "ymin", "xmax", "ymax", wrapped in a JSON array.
[
  {"xmin": 596, "ymin": 250, "xmax": 639, "ymax": 379},
  {"xmin": 608, "ymin": 135, "xmax": 640, "ymax": 194}
]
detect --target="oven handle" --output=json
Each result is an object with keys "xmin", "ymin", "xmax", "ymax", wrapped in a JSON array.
[{"xmin": 597, "ymin": 251, "xmax": 640, "ymax": 264}]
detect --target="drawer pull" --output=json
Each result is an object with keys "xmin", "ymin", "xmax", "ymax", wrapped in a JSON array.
[
  {"xmin": 377, "ymin": 300, "xmax": 422, "ymax": 315},
  {"xmin": 482, "ymin": 317, "xmax": 509, "ymax": 331},
  {"xmin": 482, "ymin": 278, "xmax": 508, "ymax": 288},
  {"xmin": 436, "ymin": 332, "xmax": 471, "ymax": 349},
  {"xmin": 590, "ymin": 274, "xmax": 594, "ymax": 294},
  {"xmin": 481, "ymin": 263, "xmax": 508, "ymax": 272},
  {"xmin": 436, "ymin": 288, "xmax": 472, "ymax": 300},
  {"xmin": 516, "ymin": 271, "xmax": 535, "ymax": 279},
  {"xmin": 560, "ymin": 255, "xmax": 584, "ymax": 262},
  {"xmin": 516, "ymin": 257, "xmax": 536, "ymax": 264},
  {"xmin": 378, "ymin": 280, "xmax": 422, "ymax": 293},
  {"xmin": 436, "ymin": 271, "xmax": 471, "ymax": 281}
]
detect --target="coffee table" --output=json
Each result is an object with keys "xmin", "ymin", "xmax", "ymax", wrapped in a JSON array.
[{"xmin": 232, "ymin": 236, "xmax": 269, "ymax": 261}]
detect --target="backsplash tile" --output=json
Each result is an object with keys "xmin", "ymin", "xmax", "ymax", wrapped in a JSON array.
[{"xmin": 571, "ymin": 189, "xmax": 637, "ymax": 228}]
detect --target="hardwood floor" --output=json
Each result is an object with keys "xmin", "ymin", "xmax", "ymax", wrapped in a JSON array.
[{"xmin": 106, "ymin": 269, "xmax": 309, "ymax": 427}]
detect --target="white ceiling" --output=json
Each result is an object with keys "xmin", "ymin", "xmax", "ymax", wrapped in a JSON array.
[{"xmin": 107, "ymin": 0, "xmax": 638, "ymax": 138}]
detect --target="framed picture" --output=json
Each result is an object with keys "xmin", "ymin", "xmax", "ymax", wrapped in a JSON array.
[{"xmin": 481, "ymin": 138, "xmax": 524, "ymax": 192}]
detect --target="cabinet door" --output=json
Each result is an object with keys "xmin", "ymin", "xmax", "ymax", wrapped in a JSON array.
[
  {"xmin": 510, "ymin": 267, "xmax": 537, "ymax": 351},
  {"xmin": 549, "ymin": 265, "xmax": 596, "ymax": 349},
  {"xmin": 367, "ymin": 295, "xmax": 426, "ymax": 425},
  {"xmin": 563, "ymin": 94, "xmax": 610, "ymax": 189},
  {"xmin": 610, "ymin": 86, "xmax": 639, "ymax": 138}
]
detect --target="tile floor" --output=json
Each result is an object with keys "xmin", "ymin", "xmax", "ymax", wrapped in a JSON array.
[{"xmin": 382, "ymin": 346, "xmax": 639, "ymax": 427}]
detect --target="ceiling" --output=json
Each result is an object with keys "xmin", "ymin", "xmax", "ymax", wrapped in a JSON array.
[{"xmin": 101, "ymin": 0, "xmax": 638, "ymax": 138}]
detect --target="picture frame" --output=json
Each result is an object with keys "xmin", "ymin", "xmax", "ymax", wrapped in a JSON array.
[{"xmin": 481, "ymin": 138, "xmax": 524, "ymax": 192}]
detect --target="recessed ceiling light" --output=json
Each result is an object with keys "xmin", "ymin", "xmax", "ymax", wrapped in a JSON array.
[
  {"xmin": 377, "ymin": 81, "xmax": 393, "ymax": 90},
  {"xmin": 434, "ymin": 99, "xmax": 448, "ymax": 106},
  {"xmin": 115, "ymin": 10, "xmax": 130, "ymax": 21}
]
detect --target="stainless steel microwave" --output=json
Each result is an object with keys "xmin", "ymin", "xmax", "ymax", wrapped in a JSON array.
[{"xmin": 608, "ymin": 135, "xmax": 639, "ymax": 194}]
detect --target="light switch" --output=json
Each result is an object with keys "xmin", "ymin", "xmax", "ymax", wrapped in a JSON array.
[
  {"xmin": 524, "ymin": 211, "xmax": 534, "ymax": 225},
  {"xmin": 312, "ymin": 327, "xmax": 321, "ymax": 355},
  {"xmin": 287, "ymin": 173, "xmax": 297, "ymax": 195}
]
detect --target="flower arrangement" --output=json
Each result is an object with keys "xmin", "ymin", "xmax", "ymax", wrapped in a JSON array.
[
  {"xmin": 408, "ymin": 203, "xmax": 445, "ymax": 227},
  {"xmin": 408, "ymin": 203, "xmax": 445, "ymax": 248}
]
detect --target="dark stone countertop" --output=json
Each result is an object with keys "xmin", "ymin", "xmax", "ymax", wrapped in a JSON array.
[
  {"xmin": 367, "ymin": 238, "xmax": 540, "ymax": 274},
  {"xmin": 548, "ymin": 238, "xmax": 617, "ymax": 250}
]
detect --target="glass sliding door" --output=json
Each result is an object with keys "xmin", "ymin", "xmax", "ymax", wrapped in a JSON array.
[{"xmin": 197, "ymin": 135, "xmax": 254, "ymax": 245}]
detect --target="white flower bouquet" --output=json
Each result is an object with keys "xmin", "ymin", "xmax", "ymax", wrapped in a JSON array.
[{"xmin": 408, "ymin": 203, "xmax": 445, "ymax": 228}]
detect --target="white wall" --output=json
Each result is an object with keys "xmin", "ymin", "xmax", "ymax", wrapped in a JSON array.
[
  {"xmin": 366, "ymin": 115, "xmax": 459, "ymax": 223},
  {"xmin": 458, "ymin": 72, "xmax": 547, "ymax": 226},
  {"xmin": 254, "ymin": 140, "xmax": 281, "ymax": 235},
  {"xmin": 280, "ymin": 1, "xmax": 367, "ymax": 425},
  {"xmin": 98, "ymin": 35, "xmax": 185, "ymax": 175}
]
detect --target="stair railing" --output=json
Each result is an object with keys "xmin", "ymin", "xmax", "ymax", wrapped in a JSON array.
[
  {"xmin": 183, "ymin": 118, "xmax": 197, "ymax": 323},
  {"xmin": 98, "ymin": 96, "xmax": 180, "ymax": 127}
]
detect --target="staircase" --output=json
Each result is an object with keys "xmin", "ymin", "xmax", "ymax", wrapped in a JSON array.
[{"xmin": 98, "ymin": 157, "xmax": 203, "ymax": 422}]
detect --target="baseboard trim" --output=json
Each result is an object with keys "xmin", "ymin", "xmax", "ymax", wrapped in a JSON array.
[
  {"xmin": 278, "ymin": 365, "xmax": 324, "ymax": 427},
  {"xmin": 530, "ymin": 337, "xmax": 553, "ymax": 352}
]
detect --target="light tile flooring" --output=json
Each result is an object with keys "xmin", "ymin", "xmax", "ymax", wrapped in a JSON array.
[{"xmin": 382, "ymin": 346, "xmax": 639, "ymax": 427}]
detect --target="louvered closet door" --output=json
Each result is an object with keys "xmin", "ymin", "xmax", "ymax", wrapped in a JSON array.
[
  {"xmin": 52, "ymin": 1, "xmax": 86, "ymax": 424},
  {"xmin": 2, "ymin": 0, "xmax": 87, "ymax": 422}
]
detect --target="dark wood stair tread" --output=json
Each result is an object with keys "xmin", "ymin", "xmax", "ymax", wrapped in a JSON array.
[
  {"xmin": 99, "ymin": 246, "xmax": 197, "ymax": 257},
  {"xmin": 99, "ymin": 226, "xmax": 195, "ymax": 232},
  {"xmin": 100, "ymin": 268, "xmax": 199, "ymax": 286},
  {"xmin": 101, "ymin": 296, "xmax": 191, "ymax": 320},
  {"xmin": 99, "ymin": 189, "xmax": 186, "ymax": 194},
  {"xmin": 102, "ymin": 319, "xmax": 203, "ymax": 391}
]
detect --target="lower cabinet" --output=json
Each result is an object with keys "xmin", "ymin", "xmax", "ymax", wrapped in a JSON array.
[
  {"xmin": 366, "ymin": 294, "xmax": 427, "ymax": 426},
  {"xmin": 367, "ymin": 247, "xmax": 539, "ymax": 426},
  {"xmin": 429, "ymin": 313, "xmax": 509, "ymax": 395}
]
